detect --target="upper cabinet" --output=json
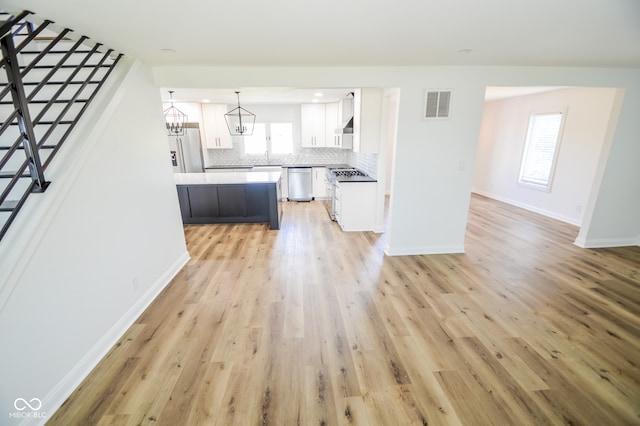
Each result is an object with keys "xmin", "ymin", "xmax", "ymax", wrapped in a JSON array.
[
  {"xmin": 325, "ymin": 101, "xmax": 353, "ymax": 149},
  {"xmin": 352, "ymin": 88, "xmax": 382, "ymax": 154},
  {"xmin": 325, "ymin": 102, "xmax": 339, "ymax": 147},
  {"xmin": 201, "ymin": 104, "xmax": 233, "ymax": 149},
  {"xmin": 301, "ymin": 103, "xmax": 326, "ymax": 147}
]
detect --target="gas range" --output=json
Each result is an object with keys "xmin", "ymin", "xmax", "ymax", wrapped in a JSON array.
[
  {"xmin": 324, "ymin": 168, "xmax": 370, "ymax": 221},
  {"xmin": 329, "ymin": 168, "xmax": 368, "ymax": 178}
]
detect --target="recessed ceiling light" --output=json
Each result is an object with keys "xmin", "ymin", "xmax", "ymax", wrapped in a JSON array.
[
  {"xmin": 202, "ymin": 99, "xmax": 210, "ymax": 103},
  {"xmin": 312, "ymin": 99, "xmax": 319, "ymax": 103},
  {"xmin": 457, "ymin": 48, "xmax": 472, "ymax": 54},
  {"xmin": 314, "ymin": 92, "xmax": 323, "ymax": 97},
  {"xmin": 161, "ymin": 48, "xmax": 176, "ymax": 53}
]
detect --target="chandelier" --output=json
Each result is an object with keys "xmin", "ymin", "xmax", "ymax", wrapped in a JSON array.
[
  {"xmin": 164, "ymin": 90, "xmax": 187, "ymax": 136},
  {"xmin": 224, "ymin": 91, "xmax": 255, "ymax": 136}
]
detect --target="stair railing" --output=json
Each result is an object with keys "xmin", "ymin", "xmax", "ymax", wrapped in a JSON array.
[{"xmin": 0, "ymin": 10, "xmax": 122, "ymax": 241}]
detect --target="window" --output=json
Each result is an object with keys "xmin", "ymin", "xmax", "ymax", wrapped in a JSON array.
[
  {"xmin": 243, "ymin": 122, "xmax": 293, "ymax": 156},
  {"xmin": 243, "ymin": 123, "xmax": 267, "ymax": 155},
  {"xmin": 270, "ymin": 123, "xmax": 293, "ymax": 155},
  {"xmin": 518, "ymin": 112, "xmax": 564, "ymax": 191}
]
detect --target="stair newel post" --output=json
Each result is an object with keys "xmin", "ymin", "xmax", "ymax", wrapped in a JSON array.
[{"xmin": 0, "ymin": 34, "xmax": 50, "ymax": 192}]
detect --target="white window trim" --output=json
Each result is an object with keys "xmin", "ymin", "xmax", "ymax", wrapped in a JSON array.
[{"xmin": 517, "ymin": 108, "xmax": 567, "ymax": 192}]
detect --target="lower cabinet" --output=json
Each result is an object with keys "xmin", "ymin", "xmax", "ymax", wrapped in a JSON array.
[
  {"xmin": 187, "ymin": 186, "xmax": 219, "ymax": 218},
  {"xmin": 312, "ymin": 167, "xmax": 328, "ymax": 199},
  {"xmin": 176, "ymin": 183, "xmax": 281, "ymax": 229},
  {"xmin": 335, "ymin": 181, "xmax": 376, "ymax": 231},
  {"xmin": 218, "ymin": 185, "xmax": 247, "ymax": 217}
]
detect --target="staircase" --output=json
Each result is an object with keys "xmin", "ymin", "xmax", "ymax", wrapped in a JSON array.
[{"xmin": 0, "ymin": 10, "xmax": 122, "ymax": 241}]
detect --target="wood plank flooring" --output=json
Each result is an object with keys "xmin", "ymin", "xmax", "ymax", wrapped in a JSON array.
[{"xmin": 48, "ymin": 194, "xmax": 640, "ymax": 425}]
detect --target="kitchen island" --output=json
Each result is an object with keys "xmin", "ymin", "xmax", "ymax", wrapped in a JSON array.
[{"xmin": 175, "ymin": 171, "xmax": 282, "ymax": 230}]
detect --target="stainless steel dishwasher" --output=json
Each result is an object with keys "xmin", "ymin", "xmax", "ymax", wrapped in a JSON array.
[{"xmin": 287, "ymin": 167, "xmax": 313, "ymax": 201}]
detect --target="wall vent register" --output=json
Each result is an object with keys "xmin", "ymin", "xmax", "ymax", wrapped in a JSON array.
[{"xmin": 424, "ymin": 90, "xmax": 452, "ymax": 119}]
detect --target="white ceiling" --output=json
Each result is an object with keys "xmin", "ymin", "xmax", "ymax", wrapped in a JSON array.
[{"xmin": 2, "ymin": 0, "xmax": 639, "ymax": 68}]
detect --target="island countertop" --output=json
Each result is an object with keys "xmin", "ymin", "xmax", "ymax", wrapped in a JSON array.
[{"xmin": 175, "ymin": 171, "xmax": 282, "ymax": 185}]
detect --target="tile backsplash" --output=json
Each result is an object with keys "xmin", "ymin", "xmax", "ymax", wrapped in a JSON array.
[
  {"xmin": 205, "ymin": 136, "xmax": 377, "ymax": 178},
  {"xmin": 206, "ymin": 142, "xmax": 348, "ymax": 167},
  {"xmin": 349, "ymin": 151, "xmax": 378, "ymax": 179}
]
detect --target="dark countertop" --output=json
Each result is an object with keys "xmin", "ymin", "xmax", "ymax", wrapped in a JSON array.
[
  {"xmin": 204, "ymin": 164, "xmax": 377, "ymax": 182},
  {"xmin": 204, "ymin": 164, "xmax": 350, "ymax": 170},
  {"xmin": 204, "ymin": 165, "xmax": 253, "ymax": 169},
  {"xmin": 336, "ymin": 175, "xmax": 377, "ymax": 183}
]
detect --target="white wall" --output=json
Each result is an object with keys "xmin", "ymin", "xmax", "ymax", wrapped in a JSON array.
[
  {"xmin": 473, "ymin": 87, "xmax": 617, "ymax": 225},
  {"xmin": 151, "ymin": 66, "xmax": 640, "ymax": 255},
  {"xmin": 576, "ymin": 87, "xmax": 640, "ymax": 247},
  {"xmin": 0, "ymin": 60, "xmax": 189, "ymax": 422}
]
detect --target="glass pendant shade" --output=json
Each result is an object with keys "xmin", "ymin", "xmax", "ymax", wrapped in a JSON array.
[{"xmin": 224, "ymin": 92, "xmax": 255, "ymax": 136}]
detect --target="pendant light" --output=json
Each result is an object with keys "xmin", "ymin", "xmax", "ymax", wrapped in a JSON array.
[
  {"xmin": 164, "ymin": 90, "xmax": 187, "ymax": 136},
  {"xmin": 224, "ymin": 91, "xmax": 255, "ymax": 136}
]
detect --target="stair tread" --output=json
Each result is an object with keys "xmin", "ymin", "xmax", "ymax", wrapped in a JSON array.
[{"xmin": 0, "ymin": 200, "xmax": 19, "ymax": 211}]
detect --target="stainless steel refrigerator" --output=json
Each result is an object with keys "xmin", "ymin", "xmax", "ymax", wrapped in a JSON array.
[{"xmin": 168, "ymin": 125, "xmax": 205, "ymax": 173}]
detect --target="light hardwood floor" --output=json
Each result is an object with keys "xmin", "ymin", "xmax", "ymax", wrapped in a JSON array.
[{"xmin": 48, "ymin": 194, "xmax": 640, "ymax": 425}]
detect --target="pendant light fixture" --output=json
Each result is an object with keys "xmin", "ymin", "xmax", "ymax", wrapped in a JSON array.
[
  {"xmin": 224, "ymin": 91, "xmax": 255, "ymax": 136},
  {"xmin": 164, "ymin": 90, "xmax": 187, "ymax": 136}
]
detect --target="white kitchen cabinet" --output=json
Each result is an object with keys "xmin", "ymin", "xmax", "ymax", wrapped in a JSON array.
[
  {"xmin": 335, "ymin": 181, "xmax": 376, "ymax": 231},
  {"xmin": 333, "ymin": 133, "xmax": 353, "ymax": 149},
  {"xmin": 352, "ymin": 88, "xmax": 382, "ymax": 154},
  {"xmin": 301, "ymin": 104, "xmax": 326, "ymax": 147},
  {"xmin": 312, "ymin": 167, "xmax": 328, "ymax": 199},
  {"xmin": 281, "ymin": 168, "xmax": 289, "ymax": 200},
  {"xmin": 201, "ymin": 104, "xmax": 233, "ymax": 149},
  {"xmin": 325, "ymin": 101, "xmax": 353, "ymax": 149},
  {"xmin": 325, "ymin": 102, "xmax": 338, "ymax": 147}
]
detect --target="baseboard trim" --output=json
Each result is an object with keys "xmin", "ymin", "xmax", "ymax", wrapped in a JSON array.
[
  {"xmin": 38, "ymin": 251, "xmax": 189, "ymax": 426},
  {"xmin": 384, "ymin": 244, "xmax": 465, "ymax": 256},
  {"xmin": 472, "ymin": 190, "xmax": 581, "ymax": 226},
  {"xmin": 573, "ymin": 236, "xmax": 639, "ymax": 248}
]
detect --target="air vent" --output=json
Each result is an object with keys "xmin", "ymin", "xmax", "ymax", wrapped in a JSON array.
[{"xmin": 424, "ymin": 90, "xmax": 452, "ymax": 119}]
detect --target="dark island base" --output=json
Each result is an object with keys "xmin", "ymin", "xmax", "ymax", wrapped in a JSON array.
[{"xmin": 177, "ymin": 182, "xmax": 282, "ymax": 230}]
